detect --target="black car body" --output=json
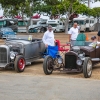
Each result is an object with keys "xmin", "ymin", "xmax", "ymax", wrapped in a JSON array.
[{"xmin": 43, "ymin": 41, "xmax": 100, "ymax": 78}]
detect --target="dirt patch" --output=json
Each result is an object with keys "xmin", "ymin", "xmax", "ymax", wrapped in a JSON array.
[{"xmin": 0, "ymin": 32, "xmax": 100, "ymax": 80}]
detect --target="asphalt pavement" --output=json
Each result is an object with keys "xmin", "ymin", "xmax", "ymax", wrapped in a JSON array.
[{"xmin": 0, "ymin": 74, "xmax": 100, "ymax": 100}]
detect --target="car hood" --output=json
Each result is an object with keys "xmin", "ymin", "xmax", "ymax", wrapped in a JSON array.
[
  {"xmin": 3, "ymin": 31, "xmax": 15, "ymax": 35},
  {"xmin": 6, "ymin": 39, "xmax": 31, "ymax": 45}
]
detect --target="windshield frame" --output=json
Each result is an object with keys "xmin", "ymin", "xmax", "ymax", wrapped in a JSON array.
[
  {"xmin": 71, "ymin": 41, "xmax": 92, "ymax": 46},
  {"xmin": 73, "ymin": 20, "xmax": 85, "ymax": 25}
]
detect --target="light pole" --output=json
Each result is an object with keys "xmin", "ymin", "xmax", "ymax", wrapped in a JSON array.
[{"xmin": 88, "ymin": 0, "xmax": 90, "ymax": 8}]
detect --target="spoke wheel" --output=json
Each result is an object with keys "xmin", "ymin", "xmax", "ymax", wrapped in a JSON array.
[
  {"xmin": 83, "ymin": 57, "xmax": 92, "ymax": 78},
  {"xmin": 18, "ymin": 58, "xmax": 25, "ymax": 70},
  {"xmin": 43, "ymin": 55, "xmax": 53, "ymax": 75},
  {"xmin": 14, "ymin": 55, "xmax": 25, "ymax": 72}
]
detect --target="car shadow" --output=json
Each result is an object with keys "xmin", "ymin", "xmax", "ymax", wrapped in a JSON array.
[{"xmin": 25, "ymin": 59, "xmax": 43, "ymax": 68}]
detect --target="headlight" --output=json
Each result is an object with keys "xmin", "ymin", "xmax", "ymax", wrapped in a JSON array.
[
  {"xmin": 78, "ymin": 54, "xmax": 84, "ymax": 58},
  {"xmin": 10, "ymin": 51, "xmax": 15, "ymax": 60},
  {"xmin": 76, "ymin": 59, "xmax": 82, "ymax": 66},
  {"xmin": 57, "ymin": 57, "xmax": 63, "ymax": 64}
]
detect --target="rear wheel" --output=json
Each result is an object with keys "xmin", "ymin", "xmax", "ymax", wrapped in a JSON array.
[
  {"xmin": 83, "ymin": 57, "xmax": 92, "ymax": 78},
  {"xmin": 14, "ymin": 55, "xmax": 25, "ymax": 72},
  {"xmin": 43, "ymin": 55, "xmax": 53, "ymax": 75}
]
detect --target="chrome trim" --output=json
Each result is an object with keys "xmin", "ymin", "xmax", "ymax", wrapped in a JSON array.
[{"xmin": 91, "ymin": 58, "xmax": 100, "ymax": 61}]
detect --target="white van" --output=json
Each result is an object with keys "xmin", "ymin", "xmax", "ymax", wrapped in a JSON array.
[
  {"xmin": 73, "ymin": 17, "xmax": 96, "ymax": 32},
  {"xmin": 28, "ymin": 19, "xmax": 48, "ymax": 32},
  {"xmin": 85, "ymin": 18, "xmax": 96, "ymax": 31},
  {"xmin": 47, "ymin": 19, "xmax": 65, "ymax": 32},
  {"xmin": 29, "ymin": 18, "xmax": 40, "ymax": 30},
  {"xmin": 73, "ymin": 17, "xmax": 87, "ymax": 31},
  {"xmin": 18, "ymin": 19, "xmax": 29, "ymax": 33}
]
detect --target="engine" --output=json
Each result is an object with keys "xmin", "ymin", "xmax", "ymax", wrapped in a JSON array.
[{"xmin": 71, "ymin": 46, "xmax": 80, "ymax": 53}]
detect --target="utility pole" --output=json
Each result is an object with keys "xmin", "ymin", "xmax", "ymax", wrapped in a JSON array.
[{"xmin": 88, "ymin": 0, "xmax": 90, "ymax": 8}]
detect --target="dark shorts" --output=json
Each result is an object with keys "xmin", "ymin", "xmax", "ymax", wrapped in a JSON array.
[{"xmin": 97, "ymin": 31, "xmax": 100, "ymax": 36}]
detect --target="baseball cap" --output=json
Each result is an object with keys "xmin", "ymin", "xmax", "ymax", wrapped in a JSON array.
[{"xmin": 48, "ymin": 25, "xmax": 52, "ymax": 29}]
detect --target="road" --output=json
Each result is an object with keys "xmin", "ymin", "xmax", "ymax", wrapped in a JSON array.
[{"xmin": 0, "ymin": 74, "xmax": 100, "ymax": 100}]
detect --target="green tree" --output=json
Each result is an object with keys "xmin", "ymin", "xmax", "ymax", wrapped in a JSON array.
[
  {"xmin": 37, "ymin": 0, "xmax": 88, "ymax": 33},
  {"xmin": 87, "ymin": 7, "xmax": 100, "ymax": 22},
  {"xmin": 0, "ymin": 0, "xmax": 41, "ymax": 33},
  {"xmin": 0, "ymin": 0, "xmax": 25, "ymax": 6}
]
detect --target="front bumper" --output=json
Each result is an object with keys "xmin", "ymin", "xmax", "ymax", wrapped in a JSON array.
[
  {"xmin": 0, "ymin": 63, "xmax": 9, "ymax": 68},
  {"xmin": 2, "ymin": 35, "xmax": 16, "ymax": 39}
]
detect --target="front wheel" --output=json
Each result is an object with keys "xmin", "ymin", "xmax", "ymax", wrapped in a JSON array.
[
  {"xmin": 83, "ymin": 57, "xmax": 92, "ymax": 78},
  {"xmin": 14, "ymin": 55, "xmax": 25, "ymax": 72},
  {"xmin": 43, "ymin": 55, "xmax": 53, "ymax": 75}
]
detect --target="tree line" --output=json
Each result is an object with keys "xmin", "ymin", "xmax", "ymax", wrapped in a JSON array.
[{"xmin": 0, "ymin": 0, "xmax": 100, "ymax": 33}]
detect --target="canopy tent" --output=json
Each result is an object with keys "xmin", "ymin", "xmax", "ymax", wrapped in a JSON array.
[{"xmin": 31, "ymin": 14, "xmax": 40, "ymax": 19}]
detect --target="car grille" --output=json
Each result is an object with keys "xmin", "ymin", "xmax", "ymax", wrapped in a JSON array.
[
  {"xmin": 65, "ymin": 55, "xmax": 77, "ymax": 69},
  {"xmin": 0, "ymin": 48, "xmax": 7, "ymax": 63}
]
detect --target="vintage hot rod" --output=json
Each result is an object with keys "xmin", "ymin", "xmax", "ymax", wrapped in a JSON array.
[
  {"xmin": 0, "ymin": 36, "xmax": 45, "ymax": 72},
  {"xmin": 43, "ymin": 41, "xmax": 100, "ymax": 78}
]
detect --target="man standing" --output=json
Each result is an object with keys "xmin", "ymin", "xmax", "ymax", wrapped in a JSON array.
[
  {"xmin": 68, "ymin": 23, "xmax": 79, "ymax": 42},
  {"xmin": 42, "ymin": 25, "xmax": 55, "ymax": 47}
]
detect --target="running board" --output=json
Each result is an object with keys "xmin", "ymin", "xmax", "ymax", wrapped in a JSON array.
[{"xmin": 91, "ymin": 58, "xmax": 100, "ymax": 61}]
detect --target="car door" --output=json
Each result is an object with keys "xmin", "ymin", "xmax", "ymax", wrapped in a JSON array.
[
  {"xmin": 31, "ymin": 40, "xmax": 41, "ymax": 58},
  {"xmin": 96, "ymin": 46, "xmax": 100, "ymax": 58}
]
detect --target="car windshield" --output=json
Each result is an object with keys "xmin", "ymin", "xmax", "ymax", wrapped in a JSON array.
[
  {"xmin": 0, "ymin": 21, "xmax": 4, "ymax": 26},
  {"xmin": 18, "ymin": 21, "xmax": 28, "ymax": 26},
  {"xmin": 73, "ymin": 20, "xmax": 85, "ymax": 25},
  {"xmin": 1, "ymin": 28, "xmax": 13, "ymax": 32},
  {"xmin": 71, "ymin": 41, "xmax": 92, "ymax": 46},
  {"xmin": 48, "ymin": 24, "xmax": 57, "ymax": 27},
  {"xmin": 6, "ymin": 35, "xmax": 33, "ymax": 40}
]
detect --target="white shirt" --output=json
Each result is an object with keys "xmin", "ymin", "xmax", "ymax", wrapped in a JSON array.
[
  {"xmin": 89, "ymin": 41, "xmax": 100, "ymax": 48},
  {"xmin": 42, "ymin": 30, "xmax": 55, "ymax": 46},
  {"xmin": 68, "ymin": 27, "xmax": 79, "ymax": 40},
  {"xmin": 77, "ymin": 26, "xmax": 80, "ymax": 30}
]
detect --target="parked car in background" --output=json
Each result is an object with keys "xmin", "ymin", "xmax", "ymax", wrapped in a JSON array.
[
  {"xmin": 29, "ymin": 19, "xmax": 48, "ymax": 33},
  {"xmin": 0, "ymin": 27, "xmax": 16, "ymax": 38},
  {"xmin": 73, "ymin": 17, "xmax": 96, "ymax": 32},
  {"xmin": 0, "ymin": 18, "xmax": 18, "ymax": 32},
  {"xmin": 17, "ymin": 19, "xmax": 28, "ymax": 33},
  {"xmin": 47, "ymin": 19, "xmax": 65, "ymax": 32}
]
